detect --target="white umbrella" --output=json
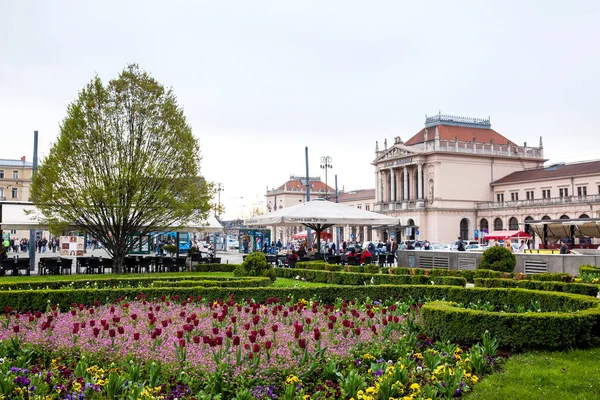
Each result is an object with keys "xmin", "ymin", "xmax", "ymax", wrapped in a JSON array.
[{"xmin": 245, "ymin": 198, "xmax": 399, "ymax": 252}]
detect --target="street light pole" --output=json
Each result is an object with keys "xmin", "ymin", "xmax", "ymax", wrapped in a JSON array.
[
  {"xmin": 320, "ymin": 156, "xmax": 332, "ymax": 200},
  {"xmin": 216, "ymin": 183, "xmax": 224, "ymax": 217}
]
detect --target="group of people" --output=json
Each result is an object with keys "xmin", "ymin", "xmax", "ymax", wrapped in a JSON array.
[{"xmin": 1, "ymin": 237, "xmax": 60, "ymax": 253}]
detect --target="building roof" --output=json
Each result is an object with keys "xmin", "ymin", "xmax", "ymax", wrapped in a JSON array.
[
  {"xmin": 0, "ymin": 159, "xmax": 33, "ymax": 167},
  {"xmin": 492, "ymin": 160, "xmax": 600, "ymax": 185},
  {"xmin": 276, "ymin": 178, "xmax": 334, "ymax": 193},
  {"xmin": 404, "ymin": 125, "xmax": 516, "ymax": 146},
  {"xmin": 338, "ymin": 189, "xmax": 375, "ymax": 202}
]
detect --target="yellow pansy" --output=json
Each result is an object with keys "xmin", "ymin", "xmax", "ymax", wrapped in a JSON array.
[
  {"xmin": 410, "ymin": 383, "xmax": 420, "ymax": 392},
  {"xmin": 471, "ymin": 375, "xmax": 479, "ymax": 384}
]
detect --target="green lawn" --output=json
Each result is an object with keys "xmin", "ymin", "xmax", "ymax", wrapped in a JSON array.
[
  {"xmin": 272, "ymin": 277, "xmax": 330, "ymax": 288},
  {"xmin": 467, "ymin": 347, "xmax": 600, "ymax": 400}
]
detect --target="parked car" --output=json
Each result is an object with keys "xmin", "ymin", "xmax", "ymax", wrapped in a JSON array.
[
  {"xmin": 450, "ymin": 240, "xmax": 479, "ymax": 251},
  {"xmin": 430, "ymin": 243, "xmax": 450, "ymax": 251},
  {"xmin": 465, "ymin": 244, "xmax": 488, "ymax": 252}
]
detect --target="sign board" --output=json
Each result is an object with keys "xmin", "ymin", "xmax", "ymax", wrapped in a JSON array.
[
  {"xmin": 474, "ymin": 229, "xmax": 479, "ymax": 239},
  {"xmin": 390, "ymin": 232, "xmax": 395, "ymax": 239},
  {"xmin": 405, "ymin": 227, "xmax": 412, "ymax": 236},
  {"xmin": 59, "ymin": 236, "xmax": 85, "ymax": 257},
  {"xmin": 483, "ymin": 228, "xmax": 488, "ymax": 234},
  {"xmin": 350, "ymin": 233, "xmax": 355, "ymax": 239},
  {"xmin": 416, "ymin": 229, "xmax": 420, "ymax": 236}
]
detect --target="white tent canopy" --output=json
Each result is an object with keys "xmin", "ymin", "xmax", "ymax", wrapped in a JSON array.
[
  {"xmin": 245, "ymin": 198, "xmax": 399, "ymax": 227},
  {"xmin": 167, "ymin": 213, "xmax": 223, "ymax": 233},
  {"xmin": 245, "ymin": 198, "xmax": 399, "ymax": 252}
]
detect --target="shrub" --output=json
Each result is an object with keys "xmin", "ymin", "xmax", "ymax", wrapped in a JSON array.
[
  {"xmin": 193, "ymin": 263, "xmax": 237, "ymax": 273},
  {"xmin": 234, "ymin": 252, "xmax": 276, "ymax": 282},
  {"xmin": 478, "ymin": 246, "xmax": 516, "ymax": 273},
  {"xmin": 364, "ymin": 264, "xmax": 381, "ymax": 274},
  {"xmin": 162, "ymin": 244, "xmax": 177, "ymax": 254}
]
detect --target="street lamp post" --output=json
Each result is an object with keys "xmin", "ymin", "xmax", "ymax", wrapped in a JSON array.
[
  {"xmin": 216, "ymin": 183, "xmax": 224, "ymax": 217},
  {"xmin": 320, "ymin": 156, "xmax": 333, "ymax": 200}
]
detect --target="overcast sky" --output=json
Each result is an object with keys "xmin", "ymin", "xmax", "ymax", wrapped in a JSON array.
[{"xmin": 1, "ymin": 0, "xmax": 599, "ymax": 219}]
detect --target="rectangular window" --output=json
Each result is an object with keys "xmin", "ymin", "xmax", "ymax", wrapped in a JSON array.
[
  {"xmin": 12, "ymin": 170, "xmax": 18, "ymax": 179},
  {"xmin": 542, "ymin": 189, "xmax": 551, "ymax": 199},
  {"xmin": 559, "ymin": 188, "xmax": 569, "ymax": 198},
  {"xmin": 511, "ymin": 192, "xmax": 519, "ymax": 201},
  {"xmin": 357, "ymin": 205, "xmax": 362, "ymax": 209},
  {"xmin": 0, "ymin": 188, "xmax": 3, "ymax": 198},
  {"xmin": 525, "ymin": 190, "xmax": 534, "ymax": 200},
  {"xmin": 0, "ymin": 170, "xmax": 4, "ymax": 179},
  {"xmin": 365, "ymin": 204, "xmax": 370, "ymax": 211},
  {"xmin": 578, "ymin": 186, "xmax": 587, "ymax": 196},
  {"xmin": 11, "ymin": 188, "xmax": 18, "ymax": 199},
  {"xmin": 496, "ymin": 193, "xmax": 504, "ymax": 202}
]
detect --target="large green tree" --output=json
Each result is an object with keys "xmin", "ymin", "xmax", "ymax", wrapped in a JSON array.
[{"xmin": 31, "ymin": 65, "xmax": 213, "ymax": 273}]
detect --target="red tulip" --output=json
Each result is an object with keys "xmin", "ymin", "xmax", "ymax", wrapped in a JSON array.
[
  {"xmin": 354, "ymin": 328, "xmax": 361, "ymax": 336},
  {"xmin": 179, "ymin": 338, "xmax": 186, "ymax": 347},
  {"xmin": 176, "ymin": 330, "xmax": 184, "ymax": 339},
  {"xmin": 118, "ymin": 326, "xmax": 125, "ymax": 335},
  {"xmin": 233, "ymin": 336, "xmax": 240, "ymax": 346},
  {"xmin": 265, "ymin": 340, "xmax": 272, "ymax": 350},
  {"xmin": 161, "ymin": 320, "xmax": 169, "ymax": 328},
  {"xmin": 313, "ymin": 328, "xmax": 321, "ymax": 341},
  {"xmin": 212, "ymin": 327, "xmax": 219, "ymax": 335},
  {"xmin": 133, "ymin": 332, "xmax": 140, "ymax": 340},
  {"xmin": 259, "ymin": 329, "xmax": 266, "ymax": 337},
  {"xmin": 130, "ymin": 314, "xmax": 137, "ymax": 320},
  {"xmin": 253, "ymin": 343, "xmax": 260, "ymax": 353},
  {"xmin": 231, "ymin": 316, "xmax": 237, "ymax": 324},
  {"xmin": 193, "ymin": 336, "xmax": 200, "ymax": 344},
  {"xmin": 249, "ymin": 335, "xmax": 257, "ymax": 343},
  {"xmin": 109, "ymin": 329, "xmax": 116, "ymax": 338},
  {"xmin": 112, "ymin": 316, "xmax": 120, "ymax": 323},
  {"xmin": 298, "ymin": 338, "xmax": 307, "ymax": 349},
  {"xmin": 12, "ymin": 325, "xmax": 20, "ymax": 333},
  {"xmin": 328, "ymin": 322, "xmax": 334, "ymax": 330},
  {"xmin": 271, "ymin": 325, "xmax": 278, "ymax": 333},
  {"xmin": 93, "ymin": 327, "xmax": 100, "ymax": 337}
]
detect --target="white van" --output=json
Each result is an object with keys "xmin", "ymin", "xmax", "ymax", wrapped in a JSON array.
[{"xmin": 450, "ymin": 240, "xmax": 478, "ymax": 251}]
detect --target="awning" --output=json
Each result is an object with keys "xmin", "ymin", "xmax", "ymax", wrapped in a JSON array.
[
  {"xmin": 484, "ymin": 230, "xmax": 531, "ymax": 241},
  {"xmin": 0, "ymin": 203, "xmax": 47, "ymax": 230}
]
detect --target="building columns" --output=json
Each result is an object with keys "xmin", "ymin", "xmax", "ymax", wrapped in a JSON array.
[
  {"xmin": 402, "ymin": 166, "xmax": 408, "ymax": 210},
  {"xmin": 417, "ymin": 163, "xmax": 424, "ymax": 208},
  {"xmin": 378, "ymin": 170, "xmax": 384, "ymax": 203},
  {"xmin": 390, "ymin": 168, "xmax": 396, "ymax": 203}
]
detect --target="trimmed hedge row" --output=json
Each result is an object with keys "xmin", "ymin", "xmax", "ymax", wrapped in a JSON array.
[
  {"xmin": 151, "ymin": 277, "xmax": 272, "ymax": 288},
  {"xmin": 1, "ymin": 284, "xmax": 597, "ymax": 315},
  {"xmin": 192, "ymin": 263, "xmax": 237, "ymax": 273},
  {"xmin": 421, "ymin": 298, "xmax": 600, "ymax": 350},
  {"xmin": 0, "ymin": 274, "xmax": 245, "ymax": 291},
  {"xmin": 275, "ymin": 268, "xmax": 467, "ymax": 287},
  {"xmin": 474, "ymin": 278, "xmax": 599, "ymax": 297},
  {"xmin": 580, "ymin": 265, "xmax": 600, "ymax": 277}
]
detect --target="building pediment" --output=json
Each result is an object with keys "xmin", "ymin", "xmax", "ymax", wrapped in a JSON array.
[{"xmin": 374, "ymin": 144, "xmax": 422, "ymax": 164}]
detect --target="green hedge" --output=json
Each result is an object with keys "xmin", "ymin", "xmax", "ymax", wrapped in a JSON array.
[
  {"xmin": 0, "ymin": 274, "xmax": 249, "ymax": 291},
  {"xmin": 192, "ymin": 263, "xmax": 237, "ymax": 272},
  {"xmin": 421, "ymin": 298, "xmax": 600, "ymax": 350},
  {"xmin": 151, "ymin": 277, "xmax": 272, "ymax": 288},
  {"xmin": 275, "ymin": 268, "xmax": 466, "ymax": 287},
  {"xmin": 580, "ymin": 265, "xmax": 600, "ymax": 277},
  {"xmin": 474, "ymin": 278, "xmax": 599, "ymax": 297},
  {"xmin": 531, "ymin": 273, "xmax": 574, "ymax": 282}
]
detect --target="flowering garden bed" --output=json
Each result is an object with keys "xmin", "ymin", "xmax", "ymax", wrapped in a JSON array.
[{"xmin": 0, "ymin": 294, "xmax": 505, "ymax": 399}]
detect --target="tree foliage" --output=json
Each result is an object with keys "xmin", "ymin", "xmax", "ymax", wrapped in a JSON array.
[
  {"xmin": 234, "ymin": 252, "xmax": 276, "ymax": 282},
  {"xmin": 30, "ymin": 65, "xmax": 213, "ymax": 272}
]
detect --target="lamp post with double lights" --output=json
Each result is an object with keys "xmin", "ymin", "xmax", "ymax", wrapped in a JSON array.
[{"xmin": 320, "ymin": 156, "xmax": 333, "ymax": 200}]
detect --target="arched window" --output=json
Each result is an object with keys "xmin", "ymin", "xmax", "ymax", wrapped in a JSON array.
[
  {"xmin": 579, "ymin": 214, "xmax": 590, "ymax": 219},
  {"xmin": 559, "ymin": 215, "xmax": 569, "ymax": 220},
  {"xmin": 509, "ymin": 217, "xmax": 519, "ymax": 230},
  {"xmin": 542, "ymin": 215, "xmax": 551, "ymax": 220},
  {"xmin": 480, "ymin": 218, "xmax": 489, "ymax": 232},
  {"xmin": 494, "ymin": 218, "xmax": 503, "ymax": 231},
  {"xmin": 460, "ymin": 218, "xmax": 469, "ymax": 240}
]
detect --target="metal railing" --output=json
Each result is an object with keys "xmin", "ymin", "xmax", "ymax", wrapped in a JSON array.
[{"xmin": 476, "ymin": 194, "xmax": 600, "ymax": 210}]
